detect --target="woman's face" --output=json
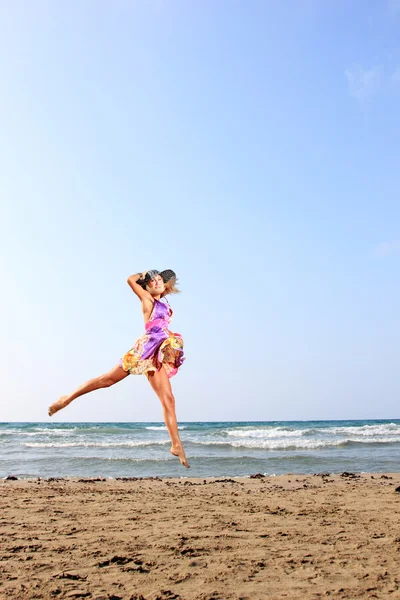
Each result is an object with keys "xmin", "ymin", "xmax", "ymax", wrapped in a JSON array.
[{"xmin": 146, "ymin": 274, "xmax": 165, "ymax": 295}]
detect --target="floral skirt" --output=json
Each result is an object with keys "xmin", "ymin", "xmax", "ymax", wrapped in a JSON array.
[{"xmin": 120, "ymin": 330, "xmax": 184, "ymax": 379}]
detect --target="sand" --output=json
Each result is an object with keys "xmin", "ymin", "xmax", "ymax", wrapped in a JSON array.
[{"xmin": 1, "ymin": 473, "xmax": 400, "ymax": 600}]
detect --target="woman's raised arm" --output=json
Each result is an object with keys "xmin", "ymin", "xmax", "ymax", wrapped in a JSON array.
[{"xmin": 127, "ymin": 272, "xmax": 153, "ymax": 301}]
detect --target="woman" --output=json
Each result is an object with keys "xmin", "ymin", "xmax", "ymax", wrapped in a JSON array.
[{"xmin": 48, "ymin": 269, "xmax": 189, "ymax": 468}]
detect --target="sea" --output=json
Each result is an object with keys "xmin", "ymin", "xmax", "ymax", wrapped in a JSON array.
[{"xmin": 1, "ymin": 420, "xmax": 399, "ymax": 479}]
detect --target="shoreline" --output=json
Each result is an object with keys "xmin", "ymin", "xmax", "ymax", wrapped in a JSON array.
[
  {"xmin": 2, "ymin": 469, "xmax": 400, "ymax": 481},
  {"xmin": 1, "ymin": 472, "xmax": 400, "ymax": 599}
]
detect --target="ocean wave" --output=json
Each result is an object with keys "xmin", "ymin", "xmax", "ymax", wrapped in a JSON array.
[
  {"xmin": 24, "ymin": 440, "xmax": 170, "ymax": 449},
  {"xmin": 145, "ymin": 425, "xmax": 186, "ymax": 431},
  {"xmin": 2, "ymin": 425, "xmax": 188, "ymax": 436},
  {"xmin": 224, "ymin": 427, "xmax": 305, "ymax": 439},
  {"xmin": 190, "ymin": 436, "xmax": 400, "ymax": 450},
  {"xmin": 72, "ymin": 455, "xmax": 174, "ymax": 463},
  {"xmin": 221, "ymin": 423, "xmax": 400, "ymax": 440},
  {"xmin": 19, "ymin": 430, "xmax": 79, "ymax": 437},
  {"xmin": 327, "ymin": 423, "xmax": 400, "ymax": 437}
]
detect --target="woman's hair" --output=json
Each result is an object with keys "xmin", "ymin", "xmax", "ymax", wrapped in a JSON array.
[{"xmin": 161, "ymin": 277, "xmax": 180, "ymax": 297}]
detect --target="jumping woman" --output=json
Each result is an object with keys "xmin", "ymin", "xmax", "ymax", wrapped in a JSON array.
[{"xmin": 48, "ymin": 269, "xmax": 189, "ymax": 468}]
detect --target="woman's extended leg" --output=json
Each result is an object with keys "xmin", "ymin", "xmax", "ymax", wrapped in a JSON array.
[
  {"xmin": 147, "ymin": 367, "xmax": 189, "ymax": 468},
  {"xmin": 48, "ymin": 364, "xmax": 129, "ymax": 417}
]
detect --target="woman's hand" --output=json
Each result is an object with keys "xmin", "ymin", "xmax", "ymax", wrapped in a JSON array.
[
  {"xmin": 131, "ymin": 270, "xmax": 151, "ymax": 283},
  {"xmin": 127, "ymin": 272, "xmax": 153, "ymax": 301}
]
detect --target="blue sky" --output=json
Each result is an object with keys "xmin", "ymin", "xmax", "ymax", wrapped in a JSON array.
[{"xmin": 1, "ymin": 0, "xmax": 399, "ymax": 422}]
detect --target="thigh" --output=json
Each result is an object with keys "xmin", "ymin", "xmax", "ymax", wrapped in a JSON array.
[
  {"xmin": 103, "ymin": 364, "xmax": 130, "ymax": 384},
  {"xmin": 147, "ymin": 366, "xmax": 172, "ymax": 398}
]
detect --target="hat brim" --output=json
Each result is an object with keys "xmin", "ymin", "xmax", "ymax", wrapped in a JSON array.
[{"xmin": 137, "ymin": 269, "xmax": 176, "ymax": 289}]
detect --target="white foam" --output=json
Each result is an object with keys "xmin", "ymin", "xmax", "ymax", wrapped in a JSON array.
[
  {"xmin": 192, "ymin": 436, "xmax": 400, "ymax": 450},
  {"xmin": 196, "ymin": 439, "xmax": 341, "ymax": 449},
  {"xmin": 20, "ymin": 430, "xmax": 78, "ymax": 437},
  {"xmin": 24, "ymin": 440, "xmax": 169, "ymax": 448},
  {"xmin": 145, "ymin": 425, "xmax": 186, "ymax": 431},
  {"xmin": 225, "ymin": 427, "xmax": 304, "ymax": 439},
  {"xmin": 328, "ymin": 423, "xmax": 400, "ymax": 437},
  {"xmin": 221, "ymin": 423, "xmax": 400, "ymax": 441}
]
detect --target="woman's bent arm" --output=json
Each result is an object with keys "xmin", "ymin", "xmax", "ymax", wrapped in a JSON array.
[{"xmin": 127, "ymin": 272, "xmax": 153, "ymax": 301}]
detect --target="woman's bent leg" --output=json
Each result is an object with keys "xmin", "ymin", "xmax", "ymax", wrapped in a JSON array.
[
  {"xmin": 147, "ymin": 367, "xmax": 189, "ymax": 468},
  {"xmin": 48, "ymin": 364, "xmax": 129, "ymax": 416}
]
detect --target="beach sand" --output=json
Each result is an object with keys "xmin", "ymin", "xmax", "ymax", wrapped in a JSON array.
[{"xmin": 1, "ymin": 473, "xmax": 400, "ymax": 600}]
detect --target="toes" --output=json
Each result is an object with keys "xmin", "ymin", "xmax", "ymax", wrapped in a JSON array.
[
  {"xmin": 48, "ymin": 401, "xmax": 61, "ymax": 417},
  {"xmin": 170, "ymin": 448, "xmax": 189, "ymax": 468}
]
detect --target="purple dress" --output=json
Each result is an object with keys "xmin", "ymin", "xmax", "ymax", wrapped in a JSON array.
[{"xmin": 120, "ymin": 297, "xmax": 184, "ymax": 378}]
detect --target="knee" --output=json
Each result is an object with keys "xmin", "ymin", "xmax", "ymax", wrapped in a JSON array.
[
  {"xmin": 98, "ymin": 374, "xmax": 115, "ymax": 388},
  {"xmin": 161, "ymin": 392, "xmax": 175, "ymax": 410}
]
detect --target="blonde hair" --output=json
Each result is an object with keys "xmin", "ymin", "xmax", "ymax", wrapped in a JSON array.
[{"xmin": 161, "ymin": 277, "xmax": 180, "ymax": 297}]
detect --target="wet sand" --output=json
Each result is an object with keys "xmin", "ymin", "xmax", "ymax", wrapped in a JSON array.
[{"xmin": 1, "ymin": 473, "xmax": 400, "ymax": 599}]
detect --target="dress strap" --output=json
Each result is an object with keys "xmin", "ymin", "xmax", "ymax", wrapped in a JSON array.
[{"xmin": 162, "ymin": 296, "xmax": 173, "ymax": 316}]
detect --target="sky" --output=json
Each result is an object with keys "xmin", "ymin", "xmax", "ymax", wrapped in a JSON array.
[{"xmin": 0, "ymin": 0, "xmax": 399, "ymax": 422}]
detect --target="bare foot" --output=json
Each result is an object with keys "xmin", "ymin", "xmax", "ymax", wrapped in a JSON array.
[
  {"xmin": 48, "ymin": 396, "xmax": 69, "ymax": 417},
  {"xmin": 170, "ymin": 445, "xmax": 190, "ymax": 468}
]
